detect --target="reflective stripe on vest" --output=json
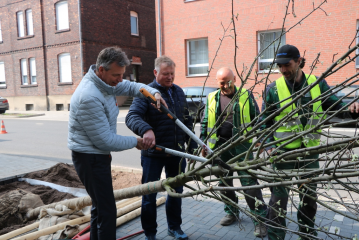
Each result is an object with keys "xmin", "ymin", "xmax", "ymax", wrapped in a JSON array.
[
  {"xmin": 274, "ymin": 74, "xmax": 325, "ymax": 149},
  {"xmin": 207, "ymin": 87, "xmax": 252, "ymax": 149}
]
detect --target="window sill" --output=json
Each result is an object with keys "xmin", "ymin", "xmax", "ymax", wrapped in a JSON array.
[
  {"xmin": 21, "ymin": 84, "xmax": 38, "ymax": 88},
  {"xmin": 56, "ymin": 29, "xmax": 70, "ymax": 34},
  {"xmin": 17, "ymin": 35, "xmax": 35, "ymax": 40},
  {"xmin": 257, "ymin": 70, "xmax": 280, "ymax": 74},
  {"xmin": 0, "ymin": 85, "xmax": 7, "ymax": 89},
  {"xmin": 131, "ymin": 34, "xmax": 139, "ymax": 37},
  {"xmin": 186, "ymin": 74, "xmax": 209, "ymax": 78},
  {"xmin": 58, "ymin": 82, "xmax": 73, "ymax": 86},
  {"xmin": 184, "ymin": 0, "xmax": 200, "ymax": 2}
]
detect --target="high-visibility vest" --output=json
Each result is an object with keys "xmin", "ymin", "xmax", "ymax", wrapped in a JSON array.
[
  {"xmin": 273, "ymin": 74, "xmax": 325, "ymax": 149},
  {"xmin": 207, "ymin": 87, "xmax": 252, "ymax": 149}
]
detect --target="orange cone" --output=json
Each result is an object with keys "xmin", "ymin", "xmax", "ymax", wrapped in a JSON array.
[{"xmin": 0, "ymin": 120, "xmax": 7, "ymax": 134}]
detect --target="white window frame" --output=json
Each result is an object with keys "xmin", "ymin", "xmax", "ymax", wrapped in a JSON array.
[
  {"xmin": 20, "ymin": 59, "xmax": 28, "ymax": 85},
  {"xmin": 55, "ymin": 1, "xmax": 69, "ymax": 31},
  {"xmin": 130, "ymin": 11, "xmax": 139, "ymax": 36},
  {"xmin": 186, "ymin": 38, "xmax": 209, "ymax": 77},
  {"xmin": 26, "ymin": 9, "xmax": 34, "ymax": 36},
  {"xmin": 356, "ymin": 20, "xmax": 359, "ymax": 68},
  {"xmin": 17, "ymin": 11, "xmax": 25, "ymax": 37},
  {"xmin": 257, "ymin": 30, "xmax": 286, "ymax": 73},
  {"xmin": 58, "ymin": 53, "xmax": 72, "ymax": 83},
  {"xmin": 0, "ymin": 62, "xmax": 6, "ymax": 86},
  {"xmin": 29, "ymin": 58, "xmax": 37, "ymax": 84},
  {"xmin": 0, "ymin": 20, "xmax": 3, "ymax": 42}
]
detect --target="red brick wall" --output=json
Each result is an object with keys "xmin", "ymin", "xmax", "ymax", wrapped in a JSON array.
[
  {"xmin": 81, "ymin": 0, "xmax": 157, "ymax": 84},
  {"xmin": 157, "ymin": 0, "xmax": 359, "ymax": 106}
]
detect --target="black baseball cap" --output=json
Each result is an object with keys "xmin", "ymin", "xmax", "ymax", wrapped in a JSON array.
[{"xmin": 273, "ymin": 44, "xmax": 300, "ymax": 64}]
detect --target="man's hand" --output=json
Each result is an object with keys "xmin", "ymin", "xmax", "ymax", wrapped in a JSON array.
[
  {"xmin": 143, "ymin": 130, "xmax": 156, "ymax": 150},
  {"xmin": 201, "ymin": 148, "xmax": 207, "ymax": 157},
  {"xmin": 255, "ymin": 142, "xmax": 264, "ymax": 154},
  {"xmin": 154, "ymin": 93, "xmax": 168, "ymax": 109},
  {"xmin": 267, "ymin": 148, "xmax": 276, "ymax": 155},
  {"xmin": 349, "ymin": 102, "xmax": 359, "ymax": 114},
  {"xmin": 136, "ymin": 138, "xmax": 144, "ymax": 150}
]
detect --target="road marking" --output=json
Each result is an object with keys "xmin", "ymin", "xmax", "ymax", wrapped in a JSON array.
[
  {"xmin": 333, "ymin": 214, "xmax": 344, "ymax": 222},
  {"xmin": 323, "ymin": 128, "xmax": 359, "ymax": 133},
  {"xmin": 329, "ymin": 226, "xmax": 340, "ymax": 235}
]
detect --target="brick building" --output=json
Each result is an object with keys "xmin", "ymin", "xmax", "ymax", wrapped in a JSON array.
[
  {"xmin": 0, "ymin": 0, "xmax": 156, "ymax": 111},
  {"xmin": 156, "ymin": 0, "xmax": 359, "ymax": 105}
]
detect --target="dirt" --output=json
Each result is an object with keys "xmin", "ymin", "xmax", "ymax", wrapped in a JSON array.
[
  {"xmin": 24, "ymin": 163, "xmax": 142, "ymax": 190},
  {"xmin": 0, "ymin": 182, "xmax": 76, "ymax": 235},
  {"xmin": 24, "ymin": 163, "xmax": 85, "ymax": 188},
  {"xmin": 0, "ymin": 164, "xmax": 142, "ymax": 235},
  {"xmin": 111, "ymin": 170, "xmax": 142, "ymax": 190}
]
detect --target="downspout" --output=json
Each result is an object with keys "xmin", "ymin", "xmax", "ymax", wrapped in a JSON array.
[
  {"xmin": 78, "ymin": 0, "xmax": 83, "ymax": 76},
  {"xmin": 39, "ymin": 0, "xmax": 49, "ymax": 111},
  {"xmin": 157, "ymin": 0, "xmax": 162, "ymax": 56}
]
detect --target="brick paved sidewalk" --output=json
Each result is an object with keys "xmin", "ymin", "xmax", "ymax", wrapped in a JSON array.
[{"xmin": 116, "ymin": 191, "xmax": 359, "ymax": 240}]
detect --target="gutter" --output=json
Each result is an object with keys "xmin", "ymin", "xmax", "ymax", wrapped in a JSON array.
[
  {"xmin": 157, "ymin": 0, "xmax": 162, "ymax": 56},
  {"xmin": 78, "ymin": 0, "xmax": 83, "ymax": 76}
]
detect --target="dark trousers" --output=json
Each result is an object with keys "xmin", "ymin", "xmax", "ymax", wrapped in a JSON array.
[
  {"xmin": 141, "ymin": 155, "xmax": 185, "ymax": 237},
  {"xmin": 72, "ymin": 151, "xmax": 116, "ymax": 240},
  {"xmin": 267, "ymin": 182, "xmax": 317, "ymax": 240}
]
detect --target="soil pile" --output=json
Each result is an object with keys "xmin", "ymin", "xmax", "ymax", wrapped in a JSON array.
[
  {"xmin": 112, "ymin": 170, "xmax": 142, "ymax": 190},
  {"xmin": 0, "ymin": 182, "xmax": 76, "ymax": 235},
  {"xmin": 24, "ymin": 163, "xmax": 84, "ymax": 188}
]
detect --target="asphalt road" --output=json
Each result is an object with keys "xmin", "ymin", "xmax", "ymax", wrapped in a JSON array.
[{"xmin": 0, "ymin": 118, "xmax": 201, "ymax": 169}]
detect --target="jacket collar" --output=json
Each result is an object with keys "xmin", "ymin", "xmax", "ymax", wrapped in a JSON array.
[
  {"xmin": 86, "ymin": 65, "xmax": 115, "ymax": 95},
  {"xmin": 151, "ymin": 79, "xmax": 176, "ymax": 92}
]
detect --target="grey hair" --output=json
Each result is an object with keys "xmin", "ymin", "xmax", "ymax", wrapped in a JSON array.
[
  {"xmin": 154, "ymin": 56, "xmax": 176, "ymax": 73},
  {"xmin": 96, "ymin": 47, "xmax": 130, "ymax": 71}
]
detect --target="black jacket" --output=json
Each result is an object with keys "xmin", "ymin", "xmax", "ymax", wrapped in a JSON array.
[{"xmin": 125, "ymin": 80, "xmax": 198, "ymax": 158}]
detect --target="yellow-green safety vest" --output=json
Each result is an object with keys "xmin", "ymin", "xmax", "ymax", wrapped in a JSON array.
[
  {"xmin": 207, "ymin": 87, "xmax": 252, "ymax": 149},
  {"xmin": 274, "ymin": 74, "xmax": 326, "ymax": 149}
]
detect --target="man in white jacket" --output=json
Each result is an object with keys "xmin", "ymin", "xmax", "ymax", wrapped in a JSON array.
[{"xmin": 68, "ymin": 47, "xmax": 166, "ymax": 240}]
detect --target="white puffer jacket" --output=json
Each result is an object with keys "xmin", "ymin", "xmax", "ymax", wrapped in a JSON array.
[{"xmin": 68, "ymin": 65, "xmax": 159, "ymax": 154}]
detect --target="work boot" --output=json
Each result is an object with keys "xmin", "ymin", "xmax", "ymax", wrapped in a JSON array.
[
  {"xmin": 168, "ymin": 228, "xmax": 188, "ymax": 240},
  {"xmin": 253, "ymin": 224, "xmax": 267, "ymax": 237},
  {"xmin": 220, "ymin": 214, "xmax": 238, "ymax": 226}
]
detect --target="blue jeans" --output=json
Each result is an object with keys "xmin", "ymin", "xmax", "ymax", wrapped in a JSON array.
[{"xmin": 141, "ymin": 155, "xmax": 185, "ymax": 237}]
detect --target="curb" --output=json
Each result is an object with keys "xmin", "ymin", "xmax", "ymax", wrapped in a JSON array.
[{"xmin": 0, "ymin": 113, "xmax": 45, "ymax": 118}]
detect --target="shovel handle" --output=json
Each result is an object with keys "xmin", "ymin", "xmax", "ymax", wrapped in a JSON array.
[{"xmin": 140, "ymin": 88, "xmax": 177, "ymax": 121}]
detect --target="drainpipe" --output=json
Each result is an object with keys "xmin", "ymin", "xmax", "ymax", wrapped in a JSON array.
[
  {"xmin": 40, "ymin": 0, "xmax": 49, "ymax": 111},
  {"xmin": 157, "ymin": 0, "xmax": 162, "ymax": 56},
  {"xmin": 78, "ymin": 0, "xmax": 83, "ymax": 76}
]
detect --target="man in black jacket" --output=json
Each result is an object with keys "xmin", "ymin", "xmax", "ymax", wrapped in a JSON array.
[{"xmin": 125, "ymin": 56, "xmax": 197, "ymax": 240}]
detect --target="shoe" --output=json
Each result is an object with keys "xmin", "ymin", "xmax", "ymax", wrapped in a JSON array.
[
  {"xmin": 168, "ymin": 228, "xmax": 188, "ymax": 240},
  {"xmin": 220, "ymin": 214, "xmax": 238, "ymax": 226},
  {"xmin": 253, "ymin": 224, "xmax": 267, "ymax": 237},
  {"xmin": 145, "ymin": 236, "xmax": 156, "ymax": 240}
]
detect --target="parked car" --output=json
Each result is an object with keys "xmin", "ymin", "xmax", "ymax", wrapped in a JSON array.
[
  {"xmin": 327, "ymin": 85, "xmax": 359, "ymax": 126},
  {"xmin": 182, "ymin": 86, "xmax": 218, "ymax": 121},
  {"xmin": 0, "ymin": 96, "xmax": 9, "ymax": 114}
]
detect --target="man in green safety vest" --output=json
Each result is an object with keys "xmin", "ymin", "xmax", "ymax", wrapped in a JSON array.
[
  {"xmin": 200, "ymin": 67, "xmax": 267, "ymax": 237},
  {"xmin": 260, "ymin": 44, "xmax": 359, "ymax": 240}
]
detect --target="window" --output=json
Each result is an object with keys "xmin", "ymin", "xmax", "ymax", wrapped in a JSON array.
[
  {"xmin": 130, "ymin": 11, "xmax": 138, "ymax": 35},
  {"xmin": 29, "ymin": 58, "xmax": 37, "ymax": 84},
  {"xmin": 58, "ymin": 53, "xmax": 72, "ymax": 82},
  {"xmin": 26, "ymin": 9, "xmax": 34, "ymax": 35},
  {"xmin": 20, "ymin": 59, "xmax": 28, "ymax": 85},
  {"xmin": 17, "ymin": 11, "xmax": 25, "ymax": 37},
  {"xmin": 0, "ymin": 20, "xmax": 2, "ymax": 42},
  {"xmin": 356, "ymin": 20, "xmax": 359, "ymax": 68},
  {"xmin": 186, "ymin": 38, "xmax": 209, "ymax": 76},
  {"xmin": 0, "ymin": 62, "xmax": 5, "ymax": 86},
  {"xmin": 258, "ymin": 30, "xmax": 286, "ymax": 71},
  {"xmin": 55, "ymin": 1, "xmax": 69, "ymax": 31}
]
